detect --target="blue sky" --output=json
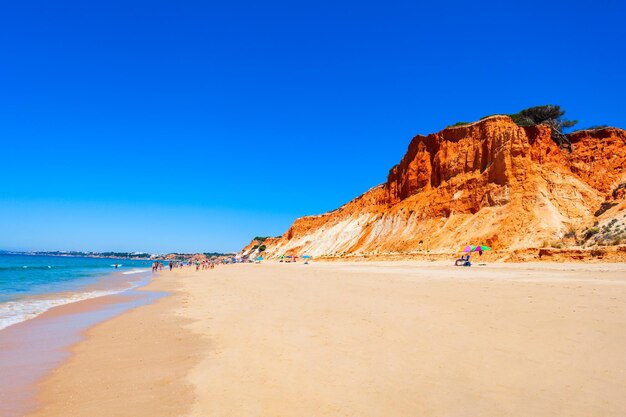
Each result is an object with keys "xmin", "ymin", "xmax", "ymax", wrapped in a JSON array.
[{"xmin": 1, "ymin": 0, "xmax": 625, "ymax": 253}]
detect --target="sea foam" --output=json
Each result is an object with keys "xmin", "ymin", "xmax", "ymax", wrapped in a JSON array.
[
  {"xmin": 122, "ymin": 269, "xmax": 150, "ymax": 275},
  {"xmin": 0, "ymin": 254, "xmax": 153, "ymax": 331},
  {"xmin": 0, "ymin": 272, "xmax": 150, "ymax": 331},
  {"xmin": 0, "ymin": 290, "xmax": 124, "ymax": 331}
]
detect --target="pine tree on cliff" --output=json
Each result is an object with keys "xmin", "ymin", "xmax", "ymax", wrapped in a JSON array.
[{"xmin": 510, "ymin": 105, "xmax": 578, "ymax": 151}]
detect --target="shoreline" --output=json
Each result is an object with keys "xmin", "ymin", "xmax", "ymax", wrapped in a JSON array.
[
  {"xmin": 13, "ymin": 261, "xmax": 626, "ymax": 416},
  {"xmin": 0, "ymin": 270, "xmax": 160, "ymax": 417},
  {"xmin": 25, "ymin": 266, "xmax": 203, "ymax": 417},
  {"xmin": 0, "ymin": 268, "xmax": 151, "ymax": 332}
]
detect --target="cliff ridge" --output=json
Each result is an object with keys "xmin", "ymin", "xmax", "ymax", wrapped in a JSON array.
[{"xmin": 242, "ymin": 115, "xmax": 626, "ymax": 260}]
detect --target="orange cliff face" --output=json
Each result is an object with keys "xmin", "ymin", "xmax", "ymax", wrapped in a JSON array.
[{"xmin": 244, "ymin": 116, "xmax": 626, "ymax": 258}]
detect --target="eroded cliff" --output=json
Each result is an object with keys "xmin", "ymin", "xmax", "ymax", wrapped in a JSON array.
[{"xmin": 243, "ymin": 116, "xmax": 626, "ymax": 259}]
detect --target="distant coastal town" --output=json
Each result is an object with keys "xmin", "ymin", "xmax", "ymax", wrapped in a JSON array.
[{"xmin": 0, "ymin": 250, "xmax": 235, "ymax": 261}]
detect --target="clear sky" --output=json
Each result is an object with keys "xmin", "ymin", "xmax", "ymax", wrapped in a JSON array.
[{"xmin": 1, "ymin": 0, "xmax": 625, "ymax": 253}]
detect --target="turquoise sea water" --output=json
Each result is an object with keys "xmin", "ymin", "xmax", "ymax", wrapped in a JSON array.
[{"xmin": 0, "ymin": 254, "xmax": 154, "ymax": 330}]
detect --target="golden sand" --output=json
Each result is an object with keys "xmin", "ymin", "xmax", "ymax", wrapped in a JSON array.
[{"xmin": 28, "ymin": 261, "xmax": 626, "ymax": 417}]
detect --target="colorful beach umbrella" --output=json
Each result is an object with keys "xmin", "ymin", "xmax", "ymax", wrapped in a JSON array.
[
  {"xmin": 461, "ymin": 245, "xmax": 491, "ymax": 253},
  {"xmin": 256, "ymin": 256, "xmax": 264, "ymax": 261},
  {"xmin": 302, "ymin": 255, "xmax": 311, "ymax": 259},
  {"xmin": 475, "ymin": 245, "xmax": 490, "ymax": 256}
]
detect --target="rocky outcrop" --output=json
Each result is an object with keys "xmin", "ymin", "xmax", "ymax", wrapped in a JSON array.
[
  {"xmin": 245, "ymin": 116, "xmax": 626, "ymax": 258},
  {"xmin": 568, "ymin": 128, "xmax": 626, "ymax": 193}
]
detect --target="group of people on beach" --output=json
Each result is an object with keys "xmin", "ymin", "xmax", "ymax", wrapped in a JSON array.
[
  {"xmin": 169, "ymin": 261, "xmax": 187, "ymax": 270},
  {"xmin": 195, "ymin": 260, "xmax": 216, "ymax": 271},
  {"xmin": 148, "ymin": 259, "xmax": 219, "ymax": 273}
]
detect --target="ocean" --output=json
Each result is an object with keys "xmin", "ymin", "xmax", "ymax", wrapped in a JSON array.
[{"xmin": 0, "ymin": 253, "xmax": 155, "ymax": 331}]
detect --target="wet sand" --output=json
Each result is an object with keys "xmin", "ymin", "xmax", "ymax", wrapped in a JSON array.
[
  {"xmin": 0, "ymin": 271, "xmax": 158, "ymax": 417},
  {"xmin": 24, "ymin": 262, "xmax": 626, "ymax": 417}
]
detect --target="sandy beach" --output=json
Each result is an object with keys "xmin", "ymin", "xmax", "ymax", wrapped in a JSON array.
[{"xmin": 25, "ymin": 261, "xmax": 626, "ymax": 417}]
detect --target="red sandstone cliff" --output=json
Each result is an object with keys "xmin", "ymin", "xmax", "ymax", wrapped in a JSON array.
[{"xmin": 243, "ymin": 116, "xmax": 626, "ymax": 258}]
